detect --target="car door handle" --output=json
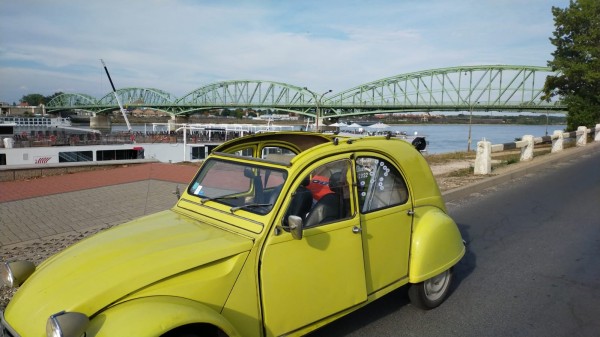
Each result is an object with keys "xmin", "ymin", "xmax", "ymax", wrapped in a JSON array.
[
  {"xmin": 352, "ymin": 226, "xmax": 362, "ymax": 234},
  {"xmin": 407, "ymin": 210, "xmax": 415, "ymax": 216}
]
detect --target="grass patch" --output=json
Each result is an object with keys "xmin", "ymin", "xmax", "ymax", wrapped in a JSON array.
[
  {"xmin": 446, "ymin": 167, "xmax": 473, "ymax": 177},
  {"xmin": 424, "ymin": 151, "xmax": 475, "ymax": 165}
]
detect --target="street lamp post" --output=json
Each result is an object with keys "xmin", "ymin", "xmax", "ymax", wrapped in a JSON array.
[
  {"xmin": 304, "ymin": 88, "xmax": 332, "ymax": 131},
  {"xmin": 467, "ymin": 101, "xmax": 480, "ymax": 152}
]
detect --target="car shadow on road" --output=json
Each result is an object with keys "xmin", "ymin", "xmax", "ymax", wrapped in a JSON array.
[
  {"xmin": 308, "ymin": 223, "xmax": 476, "ymax": 336},
  {"xmin": 307, "ymin": 286, "xmax": 410, "ymax": 336},
  {"xmin": 452, "ymin": 222, "xmax": 476, "ymax": 290}
]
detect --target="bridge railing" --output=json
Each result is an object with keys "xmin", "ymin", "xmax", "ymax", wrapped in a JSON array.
[{"xmin": 474, "ymin": 124, "xmax": 600, "ymax": 175}]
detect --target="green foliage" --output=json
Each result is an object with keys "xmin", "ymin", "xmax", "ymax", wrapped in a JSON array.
[
  {"xmin": 20, "ymin": 93, "xmax": 46, "ymax": 106},
  {"xmin": 544, "ymin": 0, "xmax": 600, "ymax": 131},
  {"xmin": 19, "ymin": 92, "xmax": 64, "ymax": 106}
]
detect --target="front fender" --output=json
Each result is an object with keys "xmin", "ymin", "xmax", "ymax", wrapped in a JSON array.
[
  {"xmin": 87, "ymin": 296, "xmax": 241, "ymax": 337},
  {"xmin": 409, "ymin": 207, "xmax": 465, "ymax": 283}
]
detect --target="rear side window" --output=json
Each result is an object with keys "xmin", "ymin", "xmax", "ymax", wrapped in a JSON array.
[{"xmin": 355, "ymin": 157, "xmax": 408, "ymax": 213}]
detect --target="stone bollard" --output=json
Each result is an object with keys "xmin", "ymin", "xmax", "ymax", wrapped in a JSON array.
[
  {"xmin": 474, "ymin": 139, "xmax": 492, "ymax": 175},
  {"xmin": 576, "ymin": 126, "xmax": 588, "ymax": 146},
  {"xmin": 552, "ymin": 130, "xmax": 564, "ymax": 153},
  {"xmin": 520, "ymin": 135, "xmax": 534, "ymax": 161},
  {"xmin": 595, "ymin": 124, "xmax": 600, "ymax": 142}
]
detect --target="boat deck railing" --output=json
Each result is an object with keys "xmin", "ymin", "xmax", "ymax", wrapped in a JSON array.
[{"xmin": 1, "ymin": 130, "xmax": 246, "ymax": 149}]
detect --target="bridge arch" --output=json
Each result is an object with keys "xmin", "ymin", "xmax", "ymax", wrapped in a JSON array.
[
  {"xmin": 96, "ymin": 87, "xmax": 177, "ymax": 114},
  {"xmin": 174, "ymin": 80, "xmax": 317, "ymax": 116},
  {"xmin": 325, "ymin": 65, "xmax": 562, "ymax": 118},
  {"xmin": 46, "ymin": 93, "xmax": 98, "ymax": 113}
]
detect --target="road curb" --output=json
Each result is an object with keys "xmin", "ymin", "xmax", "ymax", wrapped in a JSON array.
[{"xmin": 442, "ymin": 141, "xmax": 600, "ymax": 202}]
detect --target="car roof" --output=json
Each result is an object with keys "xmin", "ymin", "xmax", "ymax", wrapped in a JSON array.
[{"xmin": 213, "ymin": 131, "xmax": 343, "ymax": 154}]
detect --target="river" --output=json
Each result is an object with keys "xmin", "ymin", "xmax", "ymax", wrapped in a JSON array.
[
  {"xmin": 384, "ymin": 124, "xmax": 566, "ymax": 154},
  {"xmin": 108, "ymin": 123, "xmax": 566, "ymax": 154}
]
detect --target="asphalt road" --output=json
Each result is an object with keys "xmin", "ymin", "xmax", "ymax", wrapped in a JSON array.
[{"xmin": 310, "ymin": 146, "xmax": 600, "ymax": 337}]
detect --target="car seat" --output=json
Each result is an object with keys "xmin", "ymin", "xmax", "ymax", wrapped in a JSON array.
[{"xmin": 304, "ymin": 172, "xmax": 348, "ymax": 227}]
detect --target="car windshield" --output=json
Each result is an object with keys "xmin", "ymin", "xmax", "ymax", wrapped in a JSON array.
[{"xmin": 188, "ymin": 158, "xmax": 287, "ymax": 215}]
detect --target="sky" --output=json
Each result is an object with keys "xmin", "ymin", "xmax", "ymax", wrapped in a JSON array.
[{"xmin": 0, "ymin": 0, "xmax": 571, "ymax": 104}]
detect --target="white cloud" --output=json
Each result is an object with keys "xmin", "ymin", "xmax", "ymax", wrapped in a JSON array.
[{"xmin": 0, "ymin": 0, "xmax": 570, "ymax": 102}]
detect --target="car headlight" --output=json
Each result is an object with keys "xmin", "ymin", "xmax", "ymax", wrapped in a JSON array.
[
  {"xmin": 1, "ymin": 261, "xmax": 36, "ymax": 288},
  {"xmin": 46, "ymin": 311, "xmax": 89, "ymax": 337}
]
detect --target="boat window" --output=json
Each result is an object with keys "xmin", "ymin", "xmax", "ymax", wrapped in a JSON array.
[
  {"xmin": 191, "ymin": 144, "xmax": 221, "ymax": 160},
  {"xmin": 59, "ymin": 151, "xmax": 93, "ymax": 162},
  {"xmin": 188, "ymin": 158, "xmax": 287, "ymax": 215},
  {"xmin": 97, "ymin": 149, "xmax": 143, "ymax": 161}
]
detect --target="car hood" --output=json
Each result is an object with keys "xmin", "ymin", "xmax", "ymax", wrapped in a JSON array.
[{"xmin": 5, "ymin": 209, "xmax": 253, "ymax": 335}]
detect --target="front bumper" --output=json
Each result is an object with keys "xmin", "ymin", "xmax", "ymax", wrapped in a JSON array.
[{"xmin": 0, "ymin": 311, "xmax": 20, "ymax": 337}]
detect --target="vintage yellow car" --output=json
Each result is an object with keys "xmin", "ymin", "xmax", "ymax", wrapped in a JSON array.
[{"xmin": 1, "ymin": 132, "xmax": 465, "ymax": 337}]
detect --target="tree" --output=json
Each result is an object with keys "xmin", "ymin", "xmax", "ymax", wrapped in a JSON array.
[
  {"xmin": 543, "ymin": 0, "xmax": 600, "ymax": 131},
  {"xmin": 45, "ymin": 92, "xmax": 64, "ymax": 103},
  {"xmin": 20, "ymin": 93, "xmax": 46, "ymax": 106}
]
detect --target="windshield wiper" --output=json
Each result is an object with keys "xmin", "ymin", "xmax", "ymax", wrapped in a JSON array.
[
  {"xmin": 230, "ymin": 203, "xmax": 273, "ymax": 213},
  {"xmin": 200, "ymin": 195, "xmax": 239, "ymax": 204}
]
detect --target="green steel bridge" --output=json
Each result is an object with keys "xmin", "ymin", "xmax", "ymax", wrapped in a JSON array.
[{"xmin": 46, "ymin": 65, "xmax": 565, "ymax": 120}]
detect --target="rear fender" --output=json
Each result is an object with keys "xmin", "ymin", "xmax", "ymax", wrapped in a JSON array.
[
  {"xmin": 409, "ymin": 207, "xmax": 465, "ymax": 283},
  {"xmin": 87, "ymin": 296, "xmax": 240, "ymax": 337}
]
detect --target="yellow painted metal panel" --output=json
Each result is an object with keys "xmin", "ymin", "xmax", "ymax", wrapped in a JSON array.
[
  {"xmin": 87, "ymin": 296, "xmax": 240, "ymax": 337},
  {"xmin": 5, "ymin": 210, "xmax": 252, "ymax": 337},
  {"xmin": 260, "ymin": 218, "xmax": 367, "ymax": 336},
  {"xmin": 409, "ymin": 207, "xmax": 466, "ymax": 283},
  {"xmin": 360, "ymin": 203, "xmax": 412, "ymax": 293}
]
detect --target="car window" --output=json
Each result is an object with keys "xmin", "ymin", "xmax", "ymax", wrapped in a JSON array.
[
  {"xmin": 188, "ymin": 158, "xmax": 287, "ymax": 215},
  {"xmin": 285, "ymin": 159, "xmax": 352, "ymax": 228},
  {"xmin": 355, "ymin": 157, "xmax": 408, "ymax": 213},
  {"xmin": 261, "ymin": 146, "xmax": 297, "ymax": 164},
  {"xmin": 233, "ymin": 146, "xmax": 254, "ymax": 157}
]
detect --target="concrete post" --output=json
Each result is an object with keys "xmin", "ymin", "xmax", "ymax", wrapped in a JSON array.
[
  {"xmin": 551, "ymin": 130, "xmax": 564, "ymax": 153},
  {"xmin": 474, "ymin": 139, "xmax": 492, "ymax": 175},
  {"xmin": 576, "ymin": 126, "xmax": 587, "ymax": 147},
  {"xmin": 520, "ymin": 135, "xmax": 534, "ymax": 161},
  {"xmin": 595, "ymin": 124, "xmax": 600, "ymax": 142}
]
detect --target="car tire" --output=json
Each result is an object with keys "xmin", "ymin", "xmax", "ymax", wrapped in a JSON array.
[{"xmin": 408, "ymin": 268, "xmax": 452, "ymax": 310}]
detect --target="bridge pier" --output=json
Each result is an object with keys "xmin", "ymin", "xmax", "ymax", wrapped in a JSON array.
[
  {"xmin": 90, "ymin": 115, "xmax": 111, "ymax": 132},
  {"xmin": 168, "ymin": 116, "xmax": 189, "ymax": 132}
]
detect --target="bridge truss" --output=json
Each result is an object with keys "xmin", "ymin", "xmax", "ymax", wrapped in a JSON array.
[{"xmin": 46, "ymin": 65, "xmax": 565, "ymax": 118}]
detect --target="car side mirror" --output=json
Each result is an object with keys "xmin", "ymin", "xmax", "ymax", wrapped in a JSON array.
[{"xmin": 288, "ymin": 215, "xmax": 304, "ymax": 240}]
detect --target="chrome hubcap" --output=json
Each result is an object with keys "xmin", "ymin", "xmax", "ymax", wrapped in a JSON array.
[{"xmin": 423, "ymin": 270, "xmax": 450, "ymax": 301}]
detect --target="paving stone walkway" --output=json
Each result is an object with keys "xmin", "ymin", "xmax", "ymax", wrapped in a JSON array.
[{"xmin": 0, "ymin": 163, "xmax": 198, "ymax": 247}]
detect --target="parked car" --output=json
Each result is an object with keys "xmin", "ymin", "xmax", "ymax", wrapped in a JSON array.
[{"xmin": 1, "ymin": 132, "xmax": 465, "ymax": 337}]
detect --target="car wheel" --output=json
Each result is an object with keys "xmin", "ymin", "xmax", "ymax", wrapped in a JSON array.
[{"xmin": 408, "ymin": 268, "xmax": 452, "ymax": 310}]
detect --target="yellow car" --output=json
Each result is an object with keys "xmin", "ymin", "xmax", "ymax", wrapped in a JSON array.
[{"xmin": 1, "ymin": 132, "xmax": 465, "ymax": 337}]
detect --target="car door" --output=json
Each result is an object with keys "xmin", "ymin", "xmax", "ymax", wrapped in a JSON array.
[
  {"xmin": 355, "ymin": 155, "xmax": 413, "ymax": 294},
  {"xmin": 259, "ymin": 157, "xmax": 367, "ymax": 336}
]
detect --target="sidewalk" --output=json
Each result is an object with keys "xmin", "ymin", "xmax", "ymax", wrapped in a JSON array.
[
  {"xmin": 0, "ymin": 163, "xmax": 199, "ymax": 247},
  {"xmin": 0, "ymin": 163, "xmax": 198, "ymax": 203}
]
